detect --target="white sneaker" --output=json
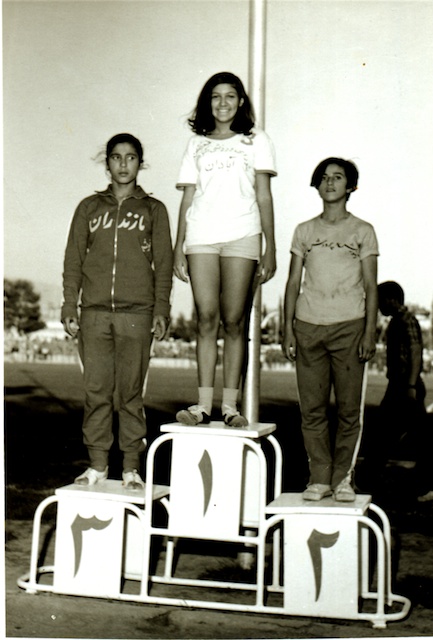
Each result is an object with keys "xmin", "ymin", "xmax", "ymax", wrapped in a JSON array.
[
  {"xmin": 417, "ymin": 490, "xmax": 433, "ymax": 503},
  {"xmin": 75, "ymin": 466, "xmax": 108, "ymax": 486},
  {"xmin": 302, "ymin": 483, "xmax": 332, "ymax": 501},
  {"xmin": 122, "ymin": 469, "xmax": 144, "ymax": 490},
  {"xmin": 334, "ymin": 478, "xmax": 356, "ymax": 502}
]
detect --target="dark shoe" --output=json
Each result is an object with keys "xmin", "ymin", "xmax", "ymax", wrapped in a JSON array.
[
  {"xmin": 176, "ymin": 405, "xmax": 211, "ymax": 426},
  {"xmin": 223, "ymin": 411, "xmax": 248, "ymax": 428}
]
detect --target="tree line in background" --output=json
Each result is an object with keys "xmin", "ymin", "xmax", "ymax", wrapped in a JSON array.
[
  {"xmin": 4, "ymin": 279, "xmax": 46, "ymax": 335},
  {"xmin": 4, "ymin": 278, "xmax": 433, "ymax": 355}
]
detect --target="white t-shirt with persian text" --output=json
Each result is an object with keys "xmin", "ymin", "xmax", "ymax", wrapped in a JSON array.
[{"xmin": 176, "ymin": 128, "xmax": 277, "ymax": 246}]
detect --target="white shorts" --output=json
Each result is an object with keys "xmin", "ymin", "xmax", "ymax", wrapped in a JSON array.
[{"xmin": 185, "ymin": 234, "xmax": 261, "ymax": 260}]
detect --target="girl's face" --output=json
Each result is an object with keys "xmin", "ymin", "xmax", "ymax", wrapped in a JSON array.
[
  {"xmin": 210, "ymin": 83, "xmax": 243, "ymax": 126},
  {"xmin": 107, "ymin": 142, "xmax": 140, "ymax": 187},
  {"xmin": 318, "ymin": 163, "xmax": 351, "ymax": 202}
]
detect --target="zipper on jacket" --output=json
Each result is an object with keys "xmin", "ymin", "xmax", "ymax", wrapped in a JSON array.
[
  {"xmin": 111, "ymin": 198, "xmax": 124, "ymax": 312},
  {"xmin": 104, "ymin": 188, "xmax": 145, "ymax": 312}
]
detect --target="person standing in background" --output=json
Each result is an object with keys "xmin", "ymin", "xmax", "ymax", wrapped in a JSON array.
[{"xmin": 359, "ymin": 281, "xmax": 433, "ymax": 502}]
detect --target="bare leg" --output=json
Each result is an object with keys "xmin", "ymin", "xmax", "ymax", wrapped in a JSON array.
[
  {"xmin": 220, "ymin": 257, "xmax": 257, "ymax": 390},
  {"xmin": 187, "ymin": 254, "xmax": 221, "ymax": 388}
]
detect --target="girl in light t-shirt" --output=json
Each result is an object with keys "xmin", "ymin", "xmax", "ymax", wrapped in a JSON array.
[
  {"xmin": 174, "ymin": 72, "xmax": 277, "ymax": 427},
  {"xmin": 283, "ymin": 157, "xmax": 379, "ymax": 502}
]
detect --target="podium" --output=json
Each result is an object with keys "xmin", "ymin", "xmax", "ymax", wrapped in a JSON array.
[
  {"xmin": 18, "ymin": 421, "xmax": 410, "ymax": 628},
  {"xmin": 139, "ymin": 421, "xmax": 282, "ymax": 607},
  {"xmin": 258, "ymin": 493, "xmax": 411, "ymax": 628},
  {"xmin": 17, "ymin": 479, "xmax": 169, "ymax": 598}
]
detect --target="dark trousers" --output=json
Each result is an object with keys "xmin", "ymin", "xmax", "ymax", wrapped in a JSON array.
[
  {"xmin": 294, "ymin": 318, "xmax": 366, "ymax": 489},
  {"xmin": 366, "ymin": 378, "xmax": 431, "ymax": 495},
  {"xmin": 79, "ymin": 309, "xmax": 153, "ymax": 472}
]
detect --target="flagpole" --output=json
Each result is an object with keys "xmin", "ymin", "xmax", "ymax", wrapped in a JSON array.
[{"xmin": 243, "ymin": 0, "xmax": 267, "ymax": 423}]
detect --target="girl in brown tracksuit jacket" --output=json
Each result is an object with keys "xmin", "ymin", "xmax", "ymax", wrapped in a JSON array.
[{"xmin": 62, "ymin": 133, "xmax": 173, "ymax": 489}]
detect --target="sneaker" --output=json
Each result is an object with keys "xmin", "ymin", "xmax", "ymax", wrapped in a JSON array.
[
  {"xmin": 417, "ymin": 490, "xmax": 433, "ymax": 503},
  {"xmin": 74, "ymin": 466, "xmax": 108, "ymax": 486},
  {"xmin": 223, "ymin": 411, "xmax": 248, "ymax": 428},
  {"xmin": 334, "ymin": 478, "xmax": 356, "ymax": 502},
  {"xmin": 176, "ymin": 404, "xmax": 211, "ymax": 426},
  {"xmin": 122, "ymin": 469, "xmax": 145, "ymax": 490},
  {"xmin": 302, "ymin": 483, "xmax": 332, "ymax": 501}
]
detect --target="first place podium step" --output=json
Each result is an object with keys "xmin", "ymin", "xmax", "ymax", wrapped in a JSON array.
[{"xmin": 160, "ymin": 420, "xmax": 277, "ymax": 437}]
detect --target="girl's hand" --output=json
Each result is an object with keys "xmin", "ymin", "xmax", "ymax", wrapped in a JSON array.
[
  {"xmin": 257, "ymin": 247, "xmax": 276, "ymax": 284},
  {"xmin": 282, "ymin": 327, "xmax": 297, "ymax": 361},
  {"xmin": 152, "ymin": 315, "xmax": 168, "ymax": 341},
  {"xmin": 63, "ymin": 316, "xmax": 79, "ymax": 338},
  {"xmin": 358, "ymin": 331, "xmax": 376, "ymax": 362},
  {"xmin": 173, "ymin": 248, "xmax": 189, "ymax": 282}
]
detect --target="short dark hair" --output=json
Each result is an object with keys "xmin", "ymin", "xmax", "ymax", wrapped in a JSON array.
[
  {"xmin": 378, "ymin": 281, "xmax": 405, "ymax": 305},
  {"xmin": 310, "ymin": 157, "xmax": 359, "ymax": 199},
  {"xmin": 106, "ymin": 133, "xmax": 144, "ymax": 165},
  {"xmin": 188, "ymin": 72, "xmax": 255, "ymax": 136}
]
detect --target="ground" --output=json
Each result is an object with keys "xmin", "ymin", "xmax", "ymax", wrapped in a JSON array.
[{"xmin": 4, "ymin": 362, "xmax": 433, "ymax": 639}]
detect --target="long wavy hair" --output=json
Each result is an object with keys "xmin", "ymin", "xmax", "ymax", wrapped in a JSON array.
[{"xmin": 188, "ymin": 72, "xmax": 255, "ymax": 136}]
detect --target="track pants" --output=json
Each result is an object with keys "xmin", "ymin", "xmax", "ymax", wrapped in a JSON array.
[
  {"xmin": 294, "ymin": 318, "xmax": 365, "ymax": 489},
  {"xmin": 79, "ymin": 309, "xmax": 153, "ymax": 472}
]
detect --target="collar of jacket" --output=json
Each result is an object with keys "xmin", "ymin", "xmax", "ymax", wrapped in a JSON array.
[{"xmin": 95, "ymin": 184, "xmax": 149, "ymax": 200}]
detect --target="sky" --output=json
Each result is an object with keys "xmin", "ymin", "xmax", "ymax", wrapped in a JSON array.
[{"xmin": 3, "ymin": 0, "xmax": 433, "ymax": 320}]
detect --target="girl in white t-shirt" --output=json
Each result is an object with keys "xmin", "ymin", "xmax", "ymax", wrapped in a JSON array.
[{"xmin": 174, "ymin": 72, "xmax": 277, "ymax": 427}]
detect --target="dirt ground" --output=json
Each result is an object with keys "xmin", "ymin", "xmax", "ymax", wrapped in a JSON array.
[{"xmin": 4, "ymin": 362, "xmax": 433, "ymax": 639}]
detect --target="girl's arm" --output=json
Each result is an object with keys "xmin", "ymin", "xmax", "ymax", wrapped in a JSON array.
[
  {"xmin": 151, "ymin": 201, "xmax": 174, "ymax": 319},
  {"xmin": 174, "ymin": 185, "xmax": 195, "ymax": 282},
  {"xmin": 255, "ymin": 173, "xmax": 276, "ymax": 284},
  {"xmin": 359, "ymin": 255, "xmax": 378, "ymax": 362},
  {"xmin": 61, "ymin": 201, "xmax": 89, "ymax": 333},
  {"xmin": 282, "ymin": 253, "xmax": 303, "ymax": 361}
]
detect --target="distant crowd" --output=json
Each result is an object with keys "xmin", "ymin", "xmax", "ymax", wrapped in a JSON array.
[{"xmin": 4, "ymin": 332, "xmax": 433, "ymax": 375}]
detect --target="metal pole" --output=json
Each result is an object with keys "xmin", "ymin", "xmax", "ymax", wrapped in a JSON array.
[
  {"xmin": 242, "ymin": 0, "xmax": 267, "ymax": 423},
  {"xmin": 239, "ymin": 2, "xmax": 268, "ymax": 570}
]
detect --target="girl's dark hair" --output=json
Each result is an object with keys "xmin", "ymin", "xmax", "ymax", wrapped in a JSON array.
[
  {"xmin": 106, "ymin": 133, "xmax": 144, "ymax": 165},
  {"xmin": 310, "ymin": 157, "xmax": 359, "ymax": 199},
  {"xmin": 188, "ymin": 72, "xmax": 255, "ymax": 135}
]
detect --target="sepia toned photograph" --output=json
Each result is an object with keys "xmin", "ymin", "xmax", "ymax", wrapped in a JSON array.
[{"xmin": 4, "ymin": 0, "xmax": 433, "ymax": 638}]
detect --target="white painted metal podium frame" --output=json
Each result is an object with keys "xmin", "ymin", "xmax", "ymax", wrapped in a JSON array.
[
  {"xmin": 16, "ymin": 480, "xmax": 169, "ymax": 598},
  {"xmin": 17, "ymin": 422, "xmax": 282, "ymax": 605},
  {"xmin": 258, "ymin": 493, "xmax": 411, "ymax": 628},
  {"xmin": 18, "ymin": 422, "xmax": 410, "ymax": 628},
  {"xmin": 139, "ymin": 421, "xmax": 282, "ymax": 608}
]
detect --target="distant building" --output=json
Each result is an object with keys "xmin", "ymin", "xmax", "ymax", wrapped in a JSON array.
[{"xmin": 29, "ymin": 320, "xmax": 66, "ymax": 342}]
